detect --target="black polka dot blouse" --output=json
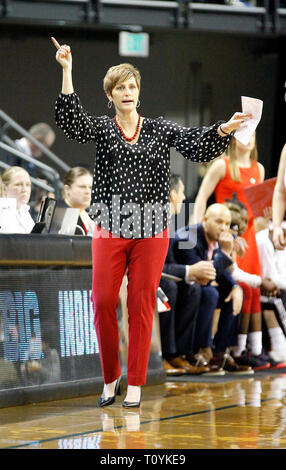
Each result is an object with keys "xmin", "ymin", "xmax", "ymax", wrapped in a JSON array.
[{"xmin": 55, "ymin": 92, "xmax": 231, "ymax": 239}]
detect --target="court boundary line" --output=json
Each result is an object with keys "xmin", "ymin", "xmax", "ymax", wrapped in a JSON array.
[{"xmin": 2, "ymin": 397, "xmax": 275, "ymax": 449}]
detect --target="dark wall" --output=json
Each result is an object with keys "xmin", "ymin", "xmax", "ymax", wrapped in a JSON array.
[{"xmin": 0, "ymin": 27, "xmax": 280, "ymax": 194}]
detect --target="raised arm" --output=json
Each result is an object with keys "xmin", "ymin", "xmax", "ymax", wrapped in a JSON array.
[
  {"xmin": 51, "ymin": 37, "xmax": 74, "ymax": 95},
  {"xmin": 192, "ymin": 158, "xmax": 226, "ymax": 223},
  {"xmin": 51, "ymin": 37, "xmax": 104, "ymax": 144},
  {"xmin": 272, "ymin": 143, "xmax": 286, "ymax": 249}
]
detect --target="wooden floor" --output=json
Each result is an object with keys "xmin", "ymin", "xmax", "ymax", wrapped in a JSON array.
[{"xmin": 1, "ymin": 373, "xmax": 286, "ymax": 450}]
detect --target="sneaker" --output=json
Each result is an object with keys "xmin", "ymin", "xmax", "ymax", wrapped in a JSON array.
[
  {"xmin": 234, "ymin": 351, "xmax": 270, "ymax": 370},
  {"xmin": 268, "ymin": 349, "xmax": 286, "ymax": 366},
  {"xmin": 213, "ymin": 350, "xmax": 254, "ymax": 375},
  {"xmin": 268, "ymin": 354, "xmax": 286, "ymax": 369},
  {"xmin": 259, "ymin": 351, "xmax": 272, "ymax": 363}
]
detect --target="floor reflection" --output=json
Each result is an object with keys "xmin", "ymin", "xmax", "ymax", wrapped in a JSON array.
[
  {"xmin": 81, "ymin": 375, "xmax": 286, "ymax": 450},
  {"xmin": 2, "ymin": 374, "xmax": 286, "ymax": 449}
]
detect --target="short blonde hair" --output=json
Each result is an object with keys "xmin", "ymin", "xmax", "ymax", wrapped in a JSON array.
[
  {"xmin": 0, "ymin": 166, "xmax": 30, "ymax": 196},
  {"xmin": 103, "ymin": 63, "xmax": 141, "ymax": 96}
]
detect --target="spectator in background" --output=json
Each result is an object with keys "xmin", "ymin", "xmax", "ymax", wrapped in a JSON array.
[
  {"xmin": 193, "ymin": 133, "xmax": 263, "ymax": 279},
  {"xmin": 256, "ymin": 220, "xmax": 286, "ymax": 296},
  {"xmin": 226, "ymin": 196, "xmax": 282, "ymax": 367},
  {"xmin": 2, "ymin": 122, "xmax": 56, "ymax": 178},
  {"xmin": 256, "ymin": 219, "xmax": 286, "ymax": 364},
  {"xmin": 0, "ymin": 166, "xmax": 35, "ymax": 233},
  {"xmin": 272, "ymin": 143, "xmax": 286, "ymax": 250},
  {"xmin": 175, "ymin": 203, "xmax": 252, "ymax": 374},
  {"xmin": 192, "ymin": 133, "xmax": 269, "ymax": 368},
  {"xmin": 226, "ymin": 197, "xmax": 275, "ymax": 299},
  {"xmin": 62, "ymin": 167, "xmax": 93, "ymax": 235},
  {"xmin": 3, "ymin": 123, "xmax": 56, "ymax": 178},
  {"xmin": 159, "ymin": 174, "xmax": 214, "ymax": 376},
  {"xmin": 20, "ymin": 329, "xmax": 61, "ymax": 386}
]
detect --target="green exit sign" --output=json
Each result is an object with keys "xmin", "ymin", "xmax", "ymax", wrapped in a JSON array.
[{"xmin": 119, "ymin": 32, "xmax": 149, "ymax": 58}]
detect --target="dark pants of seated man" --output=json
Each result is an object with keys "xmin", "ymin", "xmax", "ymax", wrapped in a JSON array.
[
  {"xmin": 193, "ymin": 283, "xmax": 240, "ymax": 354},
  {"xmin": 159, "ymin": 279, "xmax": 201, "ymax": 358}
]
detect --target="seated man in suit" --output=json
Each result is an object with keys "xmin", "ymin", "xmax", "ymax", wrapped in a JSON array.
[
  {"xmin": 1, "ymin": 122, "xmax": 56, "ymax": 178},
  {"xmin": 159, "ymin": 175, "xmax": 216, "ymax": 376},
  {"xmin": 174, "ymin": 203, "xmax": 253, "ymax": 374}
]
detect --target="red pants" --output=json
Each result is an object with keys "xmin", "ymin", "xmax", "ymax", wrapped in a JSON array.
[
  {"xmin": 238, "ymin": 282, "xmax": 261, "ymax": 314},
  {"xmin": 91, "ymin": 225, "xmax": 169, "ymax": 386}
]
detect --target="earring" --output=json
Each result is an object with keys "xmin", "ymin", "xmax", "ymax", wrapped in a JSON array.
[
  {"xmin": 136, "ymin": 100, "xmax": 141, "ymax": 109},
  {"xmin": 108, "ymin": 101, "xmax": 112, "ymax": 109}
]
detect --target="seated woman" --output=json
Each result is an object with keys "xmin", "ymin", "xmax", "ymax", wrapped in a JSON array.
[
  {"xmin": 0, "ymin": 166, "xmax": 35, "ymax": 233},
  {"xmin": 62, "ymin": 166, "xmax": 93, "ymax": 235}
]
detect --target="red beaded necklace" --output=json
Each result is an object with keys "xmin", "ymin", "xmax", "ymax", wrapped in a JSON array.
[{"xmin": 114, "ymin": 114, "xmax": 141, "ymax": 142}]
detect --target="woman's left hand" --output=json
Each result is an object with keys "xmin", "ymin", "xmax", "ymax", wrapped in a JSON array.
[{"xmin": 220, "ymin": 112, "xmax": 252, "ymax": 135}]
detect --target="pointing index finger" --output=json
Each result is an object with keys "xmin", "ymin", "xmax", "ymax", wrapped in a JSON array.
[{"xmin": 51, "ymin": 37, "xmax": 60, "ymax": 50}]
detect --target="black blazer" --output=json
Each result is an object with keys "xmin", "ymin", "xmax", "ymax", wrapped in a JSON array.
[
  {"xmin": 161, "ymin": 216, "xmax": 187, "ymax": 280},
  {"xmin": 174, "ymin": 223, "xmax": 236, "ymax": 290}
]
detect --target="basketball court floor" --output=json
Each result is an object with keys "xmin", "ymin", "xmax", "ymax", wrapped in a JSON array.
[{"xmin": 1, "ymin": 369, "xmax": 286, "ymax": 450}]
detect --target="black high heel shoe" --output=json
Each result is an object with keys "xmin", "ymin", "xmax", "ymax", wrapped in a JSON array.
[
  {"xmin": 122, "ymin": 389, "xmax": 141, "ymax": 409},
  {"xmin": 99, "ymin": 376, "xmax": 122, "ymax": 408}
]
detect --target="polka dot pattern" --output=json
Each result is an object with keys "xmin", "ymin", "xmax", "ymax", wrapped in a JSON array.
[{"xmin": 55, "ymin": 92, "xmax": 231, "ymax": 238}]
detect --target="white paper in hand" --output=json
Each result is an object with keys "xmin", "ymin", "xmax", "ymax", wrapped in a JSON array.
[{"xmin": 234, "ymin": 96, "xmax": 263, "ymax": 146}]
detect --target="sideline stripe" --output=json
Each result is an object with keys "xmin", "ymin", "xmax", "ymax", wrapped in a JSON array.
[{"xmin": 2, "ymin": 397, "xmax": 275, "ymax": 449}]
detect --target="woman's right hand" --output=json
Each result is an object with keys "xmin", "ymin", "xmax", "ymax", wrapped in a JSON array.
[{"xmin": 51, "ymin": 37, "xmax": 72, "ymax": 70}]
